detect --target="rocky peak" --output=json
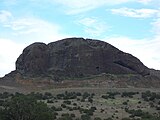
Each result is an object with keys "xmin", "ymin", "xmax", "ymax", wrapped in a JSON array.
[{"xmin": 15, "ymin": 37, "xmax": 150, "ymax": 78}]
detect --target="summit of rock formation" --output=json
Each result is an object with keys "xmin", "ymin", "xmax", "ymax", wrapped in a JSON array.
[{"xmin": 15, "ymin": 37, "xmax": 150, "ymax": 79}]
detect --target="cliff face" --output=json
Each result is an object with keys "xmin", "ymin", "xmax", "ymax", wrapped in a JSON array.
[
  {"xmin": 16, "ymin": 42, "xmax": 49, "ymax": 75},
  {"xmin": 15, "ymin": 38, "xmax": 149, "ymax": 78}
]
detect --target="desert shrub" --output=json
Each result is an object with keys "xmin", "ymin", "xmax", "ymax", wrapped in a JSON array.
[
  {"xmin": 0, "ymin": 92, "xmax": 13, "ymax": 99},
  {"xmin": 81, "ymin": 114, "xmax": 91, "ymax": 120},
  {"xmin": 102, "ymin": 92, "xmax": 120, "ymax": 99},
  {"xmin": 73, "ymin": 102, "xmax": 77, "ymax": 106},
  {"xmin": 91, "ymin": 106, "xmax": 97, "ymax": 111},
  {"xmin": 88, "ymin": 97, "xmax": 93, "ymax": 103},
  {"xmin": 82, "ymin": 92, "xmax": 90, "ymax": 99},
  {"xmin": 76, "ymin": 92, "xmax": 82, "ymax": 96},
  {"xmin": 63, "ymin": 100, "xmax": 71, "ymax": 105},
  {"xmin": 61, "ymin": 104, "xmax": 67, "ymax": 108},
  {"xmin": 123, "ymin": 101, "xmax": 128, "ymax": 105},
  {"xmin": 70, "ymin": 113, "xmax": 76, "ymax": 118},
  {"xmin": 47, "ymin": 99, "xmax": 54, "ymax": 103},
  {"xmin": 0, "ymin": 94, "xmax": 54, "ymax": 120},
  {"xmin": 55, "ymin": 107, "xmax": 63, "ymax": 111},
  {"xmin": 59, "ymin": 113, "xmax": 73, "ymax": 120},
  {"xmin": 121, "ymin": 92, "xmax": 138, "ymax": 98},
  {"xmin": 141, "ymin": 91, "xmax": 160, "ymax": 102}
]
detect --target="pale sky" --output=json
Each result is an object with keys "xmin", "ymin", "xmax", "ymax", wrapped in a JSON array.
[{"xmin": 0, "ymin": 0, "xmax": 160, "ymax": 77}]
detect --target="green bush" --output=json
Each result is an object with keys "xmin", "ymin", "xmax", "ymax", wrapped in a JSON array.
[
  {"xmin": 0, "ymin": 94, "xmax": 54, "ymax": 120},
  {"xmin": 81, "ymin": 114, "xmax": 91, "ymax": 120}
]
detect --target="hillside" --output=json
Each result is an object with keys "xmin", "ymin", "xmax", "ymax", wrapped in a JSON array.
[
  {"xmin": 16, "ymin": 38, "xmax": 149, "ymax": 77},
  {"xmin": 0, "ymin": 37, "xmax": 160, "ymax": 88}
]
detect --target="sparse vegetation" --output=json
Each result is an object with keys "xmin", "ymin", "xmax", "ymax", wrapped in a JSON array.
[{"xmin": 0, "ymin": 89, "xmax": 160, "ymax": 120}]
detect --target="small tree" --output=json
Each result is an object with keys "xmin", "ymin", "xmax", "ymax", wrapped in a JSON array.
[{"xmin": 1, "ymin": 94, "xmax": 54, "ymax": 120}]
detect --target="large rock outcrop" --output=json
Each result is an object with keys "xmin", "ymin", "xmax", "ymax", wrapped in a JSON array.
[{"xmin": 15, "ymin": 38, "xmax": 150, "ymax": 79}]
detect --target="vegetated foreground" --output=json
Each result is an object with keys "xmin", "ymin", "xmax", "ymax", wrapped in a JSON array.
[{"xmin": 0, "ymin": 88, "xmax": 160, "ymax": 120}]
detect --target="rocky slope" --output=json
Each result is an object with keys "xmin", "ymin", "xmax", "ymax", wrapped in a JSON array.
[
  {"xmin": 1, "ymin": 37, "xmax": 160, "ymax": 88},
  {"xmin": 15, "ymin": 37, "xmax": 149, "ymax": 79}
]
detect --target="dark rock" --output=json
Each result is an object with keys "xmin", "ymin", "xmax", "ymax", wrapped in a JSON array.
[
  {"xmin": 15, "ymin": 37, "xmax": 150, "ymax": 78},
  {"xmin": 149, "ymin": 69, "xmax": 160, "ymax": 78},
  {"xmin": 16, "ymin": 42, "xmax": 49, "ymax": 76}
]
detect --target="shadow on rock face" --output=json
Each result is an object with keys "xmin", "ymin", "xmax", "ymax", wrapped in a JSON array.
[{"xmin": 15, "ymin": 38, "xmax": 150, "ymax": 78}]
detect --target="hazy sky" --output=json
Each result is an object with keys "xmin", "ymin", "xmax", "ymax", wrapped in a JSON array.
[{"xmin": 0, "ymin": 0, "xmax": 160, "ymax": 77}]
